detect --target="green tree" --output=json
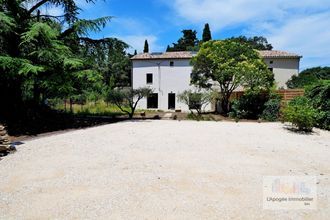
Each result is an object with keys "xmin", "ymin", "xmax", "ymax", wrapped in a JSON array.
[
  {"xmin": 227, "ymin": 36, "xmax": 273, "ymax": 50},
  {"xmin": 286, "ymin": 67, "xmax": 330, "ymax": 89},
  {"xmin": 0, "ymin": 0, "xmax": 115, "ymax": 121},
  {"xmin": 167, "ymin": 30, "xmax": 199, "ymax": 51},
  {"xmin": 106, "ymin": 87, "xmax": 153, "ymax": 119},
  {"xmin": 178, "ymin": 90, "xmax": 213, "ymax": 115},
  {"xmin": 202, "ymin": 23, "xmax": 212, "ymax": 42},
  {"xmin": 191, "ymin": 40, "xmax": 273, "ymax": 114},
  {"xmin": 305, "ymin": 80, "xmax": 330, "ymax": 130},
  {"xmin": 143, "ymin": 39, "xmax": 149, "ymax": 53},
  {"xmin": 283, "ymin": 96, "xmax": 318, "ymax": 132}
]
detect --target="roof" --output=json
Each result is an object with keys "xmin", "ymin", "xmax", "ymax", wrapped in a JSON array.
[
  {"xmin": 258, "ymin": 50, "xmax": 302, "ymax": 58},
  {"xmin": 131, "ymin": 51, "xmax": 194, "ymax": 60},
  {"xmin": 131, "ymin": 50, "xmax": 302, "ymax": 60}
]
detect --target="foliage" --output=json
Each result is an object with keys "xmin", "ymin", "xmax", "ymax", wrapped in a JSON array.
[
  {"xmin": 191, "ymin": 40, "xmax": 274, "ymax": 114},
  {"xmin": 283, "ymin": 97, "xmax": 318, "ymax": 132},
  {"xmin": 178, "ymin": 90, "xmax": 213, "ymax": 115},
  {"xmin": 228, "ymin": 91, "xmax": 270, "ymax": 119},
  {"xmin": 143, "ymin": 39, "xmax": 149, "ymax": 53},
  {"xmin": 286, "ymin": 67, "xmax": 330, "ymax": 89},
  {"xmin": 261, "ymin": 94, "xmax": 282, "ymax": 121},
  {"xmin": 0, "ymin": 0, "xmax": 132, "ymax": 125},
  {"xmin": 106, "ymin": 87, "xmax": 153, "ymax": 119},
  {"xmin": 202, "ymin": 23, "xmax": 212, "ymax": 42},
  {"xmin": 167, "ymin": 30, "xmax": 199, "ymax": 52},
  {"xmin": 52, "ymin": 99, "xmax": 126, "ymax": 117},
  {"xmin": 227, "ymin": 36, "xmax": 273, "ymax": 50},
  {"xmin": 80, "ymin": 37, "xmax": 131, "ymax": 88},
  {"xmin": 305, "ymin": 80, "xmax": 330, "ymax": 130}
]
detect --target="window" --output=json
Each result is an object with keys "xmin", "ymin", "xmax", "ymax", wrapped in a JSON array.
[
  {"xmin": 170, "ymin": 61, "xmax": 174, "ymax": 67},
  {"xmin": 268, "ymin": 68, "xmax": 273, "ymax": 73},
  {"xmin": 147, "ymin": 93, "xmax": 158, "ymax": 109},
  {"xmin": 270, "ymin": 60, "xmax": 274, "ymax": 64},
  {"xmin": 146, "ymin": 73, "xmax": 153, "ymax": 84}
]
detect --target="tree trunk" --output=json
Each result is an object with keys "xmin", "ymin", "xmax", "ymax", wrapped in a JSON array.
[
  {"xmin": 220, "ymin": 95, "xmax": 231, "ymax": 115},
  {"xmin": 69, "ymin": 98, "xmax": 73, "ymax": 113},
  {"xmin": 129, "ymin": 108, "xmax": 135, "ymax": 119}
]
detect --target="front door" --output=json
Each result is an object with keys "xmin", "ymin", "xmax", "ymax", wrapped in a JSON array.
[{"xmin": 168, "ymin": 93, "xmax": 175, "ymax": 110}]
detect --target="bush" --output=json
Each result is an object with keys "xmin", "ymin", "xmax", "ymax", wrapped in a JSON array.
[
  {"xmin": 286, "ymin": 67, "xmax": 330, "ymax": 89},
  {"xmin": 283, "ymin": 97, "xmax": 318, "ymax": 132},
  {"xmin": 305, "ymin": 80, "xmax": 330, "ymax": 130},
  {"xmin": 261, "ymin": 95, "xmax": 281, "ymax": 121},
  {"xmin": 178, "ymin": 90, "xmax": 213, "ymax": 115},
  {"xmin": 229, "ymin": 91, "xmax": 269, "ymax": 119}
]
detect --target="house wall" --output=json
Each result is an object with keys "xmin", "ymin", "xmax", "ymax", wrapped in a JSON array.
[
  {"xmin": 263, "ymin": 58, "xmax": 300, "ymax": 88},
  {"xmin": 132, "ymin": 57, "xmax": 300, "ymax": 112},
  {"xmin": 132, "ymin": 59, "xmax": 212, "ymax": 112}
]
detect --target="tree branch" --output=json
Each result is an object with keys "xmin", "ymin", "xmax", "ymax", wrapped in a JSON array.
[
  {"xmin": 28, "ymin": 0, "xmax": 49, "ymax": 15},
  {"xmin": 114, "ymin": 102, "xmax": 130, "ymax": 115}
]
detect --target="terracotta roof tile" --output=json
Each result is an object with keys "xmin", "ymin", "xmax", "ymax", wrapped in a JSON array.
[
  {"xmin": 131, "ymin": 50, "xmax": 301, "ymax": 60},
  {"xmin": 131, "ymin": 51, "xmax": 195, "ymax": 60},
  {"xmin": 258, "ymin": 50, "xmax": 302, "ymax": 58}
]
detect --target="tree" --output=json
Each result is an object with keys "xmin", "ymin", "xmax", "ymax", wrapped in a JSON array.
[
  {"xmin": 178, "ymin": 90, "xmax": 213, "ymax": 115},
  {"xmin": 228, "ymin": 36, "xmax": 273, "ymax": 50},
  {"xmin": 106, "ymin": 87, "xmax": 152, "ymax": 119},
  {"xmin": 286, "ymin": 67, "xmax": 330, "ymax": 89},
  {"xmin": 167, "ymin": 30, "xmax": 199, "ymax": 51},
  {"xmin": 283, "ymin": 96, "xmax": 318, "ymax": 132},
  {"xmin": 202, "ymin": 23, "xmax": 212, "ymax": 42},
  {"xmin": 143, "ymin": 39, "xmax": 149, "ymax": 53},
  {"xmin": 191, "ymin": 40, "xmax": 274, "ymax": 114},
  {"xmin": 305, "ymin": 80, "xmax": 330, "ymax": 130},
  {"xmin": 0, "ymin": 0, "xmax": 128, "ymax": 125},
  {"xmin": 134, "ymin": 50, "xmax": 137, "ymax": 55},
  {"xmin": 80, "ymin": 37, "xmax": 131, "ymax": 88}
]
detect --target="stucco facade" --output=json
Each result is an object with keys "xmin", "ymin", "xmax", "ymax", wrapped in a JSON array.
[
  {"xmin": 132, "ymin": 58, "xmax": 211, "ymax": 112},
  {"xmin": 132, "ymin": 51, "xmax": 301, "ymax": 112},
  {"xmin": 263, "ymin": 58, "xmax": 300, "ymax": 89}
]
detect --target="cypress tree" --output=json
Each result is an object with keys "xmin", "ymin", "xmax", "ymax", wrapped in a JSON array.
[
  {"xmin": 202, "ymin": 23, "xmax": 212, "ymax": 42},
  {"xmin": 143, "ymin": 40, "xmax": 149, "ymax": 53}
]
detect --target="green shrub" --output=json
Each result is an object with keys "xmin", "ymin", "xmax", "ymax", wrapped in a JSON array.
[
  {"xmin": 283, "ymin": 97, "xmax": 318, "ymax": 132},
  {"xmin": 229, "ymin": 91, "xmax": 268, "ymax": 119},
  {"xmin": 261, "ymin": 95, "xmax": 282, "ymax": 121},
  {"xmin": 305, "ymin": 80, "xmax": 330, "ymax": 130}
]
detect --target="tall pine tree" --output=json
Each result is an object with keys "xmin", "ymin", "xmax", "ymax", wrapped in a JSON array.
[
  {"xmin": 202, "ymin": 23, "xmax": 212, "ymax": 42},
  {"xmin": 143, "ymin": 40, "xmax": 149, "ymax": 53}
]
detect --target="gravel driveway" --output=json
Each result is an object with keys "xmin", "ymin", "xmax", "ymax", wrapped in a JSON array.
[{"xmin": 0, "ymin": 121, "xmax": 329, "ymax": 219}]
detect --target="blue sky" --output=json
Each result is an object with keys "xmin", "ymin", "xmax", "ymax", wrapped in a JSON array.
[{"xmin": 43, "ymin": 0, "xmax": 330, "ymax": 70}]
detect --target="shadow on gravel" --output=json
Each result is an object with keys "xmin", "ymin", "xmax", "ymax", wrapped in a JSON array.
[{"xmin": 283, "ymin": 124, "xmax": 318, "ymax": 135}]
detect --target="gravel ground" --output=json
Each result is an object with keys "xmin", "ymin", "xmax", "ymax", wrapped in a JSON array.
[{"xmin": 0, "ymin": 120, "xmax": 329, "ymax": 219}]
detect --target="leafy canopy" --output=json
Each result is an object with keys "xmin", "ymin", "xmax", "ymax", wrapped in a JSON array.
[
  {"xmin": 106, "ymin": 87, "xmax": 153, "ymax": 118},
  {"xmin": 191, "ymin": 40, "xmax": 274, "ymax": 114},
  {"xmin": 202, "ymin": 23, "xmax": 212, "ymax": 42},
  {"xmin": 227, "ymin": 36, "xmax": 273, "ymax": 50},
  {"xmin": 286, "ymin": 67, "xmax": 330, "ymax": 89},
  {"xmin": 167, "ymin": 30, "xmax": 199, "ymax": 52}
]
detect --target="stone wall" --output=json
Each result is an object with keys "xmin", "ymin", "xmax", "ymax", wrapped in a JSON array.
[{"xmin": 0, "ymin": 124, "xmax": 14, "ymax": 156}]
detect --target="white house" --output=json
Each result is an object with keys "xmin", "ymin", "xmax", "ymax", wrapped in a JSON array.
[{"xmin": 131, "ymin": 50, "xmax": 301, "ymax": 112}]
